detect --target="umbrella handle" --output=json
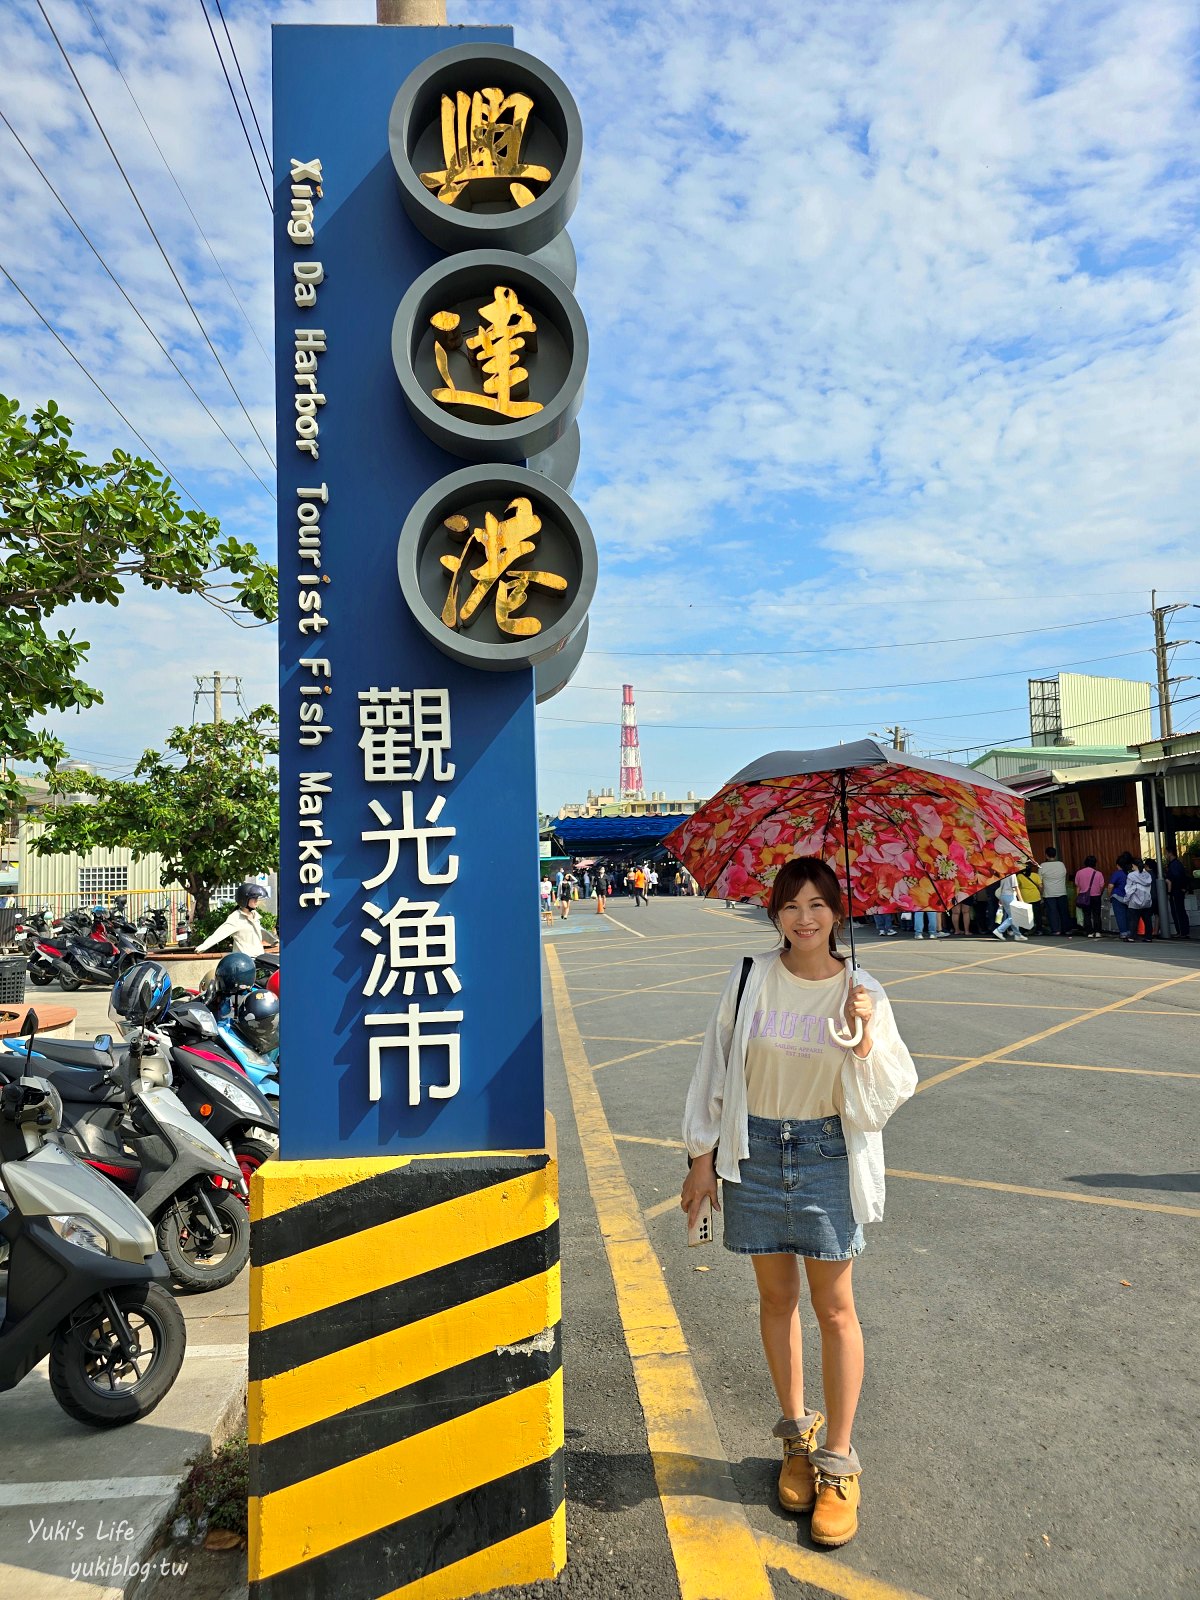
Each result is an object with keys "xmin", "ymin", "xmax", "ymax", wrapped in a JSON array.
[{"xmin": 829, "ymin": 963, "xmax": 865, "ymax": 1049}]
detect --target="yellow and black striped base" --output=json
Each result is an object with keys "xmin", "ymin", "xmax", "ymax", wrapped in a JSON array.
[{"xmin": 248, "ymin": 1119, "xmax": 564, "ymax": 1599}]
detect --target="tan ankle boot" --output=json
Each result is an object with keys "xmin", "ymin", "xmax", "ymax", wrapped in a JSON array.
[
  {"xmin": 774, "ymin": 1411, "xmax": 824, "ymax": 1514},
  {"xmin": 810, "ymin": 1447, "xmax": 861, "ymax": 1547}
]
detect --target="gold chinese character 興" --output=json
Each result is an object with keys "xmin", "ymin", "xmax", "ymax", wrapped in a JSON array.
[
  {"xmin": 440, "ymin": 497, "xmax": 568, "ymax": 637},
  {"xmin": 429, "ymin": 288, "xmax": 544, "ymax": 420},
  {"xmin": 420, "ymin": 88, "xmax": 552, "ymax": 209}
]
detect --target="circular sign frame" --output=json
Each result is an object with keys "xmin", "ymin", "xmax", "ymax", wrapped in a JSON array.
[
  {"xmin": 397, "ymin": 465, "xmax": 597, "ymax": 672},
  {"xmin": 392, "ymin": 250, "xmax": 588, "ymax": 463},
  {"xmin": 389, "ymin": 42, "xmax": 583, "ymax": 255}
]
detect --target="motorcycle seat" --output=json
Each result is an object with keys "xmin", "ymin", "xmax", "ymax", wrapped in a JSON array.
[{"xmin": 0, "ymin": 1052, "xmax": 120, "ymax": 1105}]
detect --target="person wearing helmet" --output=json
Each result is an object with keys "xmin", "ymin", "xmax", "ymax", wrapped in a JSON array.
[{"xmin": 194, "ymin": 882, "xmax": 278, "ymax": 957}]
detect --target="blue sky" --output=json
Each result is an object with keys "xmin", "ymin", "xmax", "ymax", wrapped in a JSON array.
[{"xmin": 3, "ymin": 0, "xmax": 1198, "ymax": 813}]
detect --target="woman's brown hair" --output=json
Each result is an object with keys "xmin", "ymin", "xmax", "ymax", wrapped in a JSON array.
[{"xmin": 767, "ymin": 856, "xmax": 846, "ymax": 959}]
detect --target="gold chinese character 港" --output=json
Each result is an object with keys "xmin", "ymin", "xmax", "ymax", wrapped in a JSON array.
[
  {"xmin": 430, "ymin": 287, "xmax": 544, "ymax": 420},
  {"xmin": 440, "ymin": 497, "xmax": 568, "ymax": 637},
  {"xmin": 420, "ymin": 88, "xmax": 552, "ymax": 210}
]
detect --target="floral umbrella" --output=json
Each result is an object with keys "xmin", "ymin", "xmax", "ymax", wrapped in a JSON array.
[{"xmin": 664, "ymin": 739, "xmax": 1030, "ymax": 979}]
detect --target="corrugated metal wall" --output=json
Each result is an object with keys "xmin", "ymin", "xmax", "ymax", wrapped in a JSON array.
[
  {"xmin": 16, "ymin": 821, "xmax": 181, "ymax": 898},
  {"xmin": 1058, "ymin": 673, "xmax": 1152, "ymax": 747}
]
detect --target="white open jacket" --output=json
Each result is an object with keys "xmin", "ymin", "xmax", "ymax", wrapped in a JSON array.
[{"xmin": 682, "ymin": 950, "xmax": 918, "ymax": 1225}]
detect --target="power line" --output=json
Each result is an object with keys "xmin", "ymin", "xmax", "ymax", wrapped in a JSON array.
[
  {"xmin": 928, "ymin": 691, "xmax": 1200, "ymax": 758},
  {"xmin": 585, "ymin": 610, "xmax": 1149, "ymax": 659},
  {"xmin": 0, "ymin": 109, "xmax": 275, "ymax": 500},
  {"xmin": 0, "ymin": 259, "xmax": 202, "ymax": 506},
  {"xmin": 79, "ymin": 0, "xmax": 272, "ymax": 367},
  {"xmin": 568, "ymin": 646, "xmax": 1153, "ymax": 698},
  {"xmin": 211, "ymin": 0, "xmax": 271, "ymax": 171},
  {"xmin": 196, "ymin": 0, "xmax": 272, "ymax": 208},
  {"xmin": 33, "ymin": 0, "xmax": 275, "ymax": 468},
  {"xmin": 542, "ymin": 700, "xmax": 1031, "ymax": 731}
]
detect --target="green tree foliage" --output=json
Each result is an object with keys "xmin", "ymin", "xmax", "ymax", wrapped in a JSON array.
[
  {"xmin": 0, "ymin": 394, "xmax": 277, "ymax": 813},
  {"xmin": 30, "ymin": 712, "xmax": 279, "ymax": 922}
]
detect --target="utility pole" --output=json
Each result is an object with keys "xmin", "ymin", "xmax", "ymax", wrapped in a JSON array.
[
  {"xmin": 376, "ymin": 0, "xmax": 446, "ymax": 21},
  {"xmin": 873, "ymin": 725, "xmax": 909, "ymax": 752},
  {"xmin": 193, "ymin": 673, "xmax": 243, "ymax": 727},
  {"xmin": 1150, "ymin": 590, "xmax": 1192, "ymax": 739}
]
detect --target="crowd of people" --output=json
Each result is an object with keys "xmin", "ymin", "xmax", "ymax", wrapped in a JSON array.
[
  {"xmin": 869, "ymin": 844, "xmax": 1193, "ymax": 943},
  {"xmin": 539, "ymin": 860, "xmax": 700, "ymax": 918}
]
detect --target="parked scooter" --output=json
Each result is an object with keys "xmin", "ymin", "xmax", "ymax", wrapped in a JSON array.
[
  {"xmin": 4, "ymin": 1007, "xmax": 279, "ymax": 1190},
  {"xmin": 0, "ymin": 965, "xmax": 249, "ymax": 1292},
  {"xmin": 27, "ymin": 911, "xmax": 147, "ymax": 991},
  {"xmin": 0, "ymin": 1014, "xmax": 187, "ymax": 1426}
]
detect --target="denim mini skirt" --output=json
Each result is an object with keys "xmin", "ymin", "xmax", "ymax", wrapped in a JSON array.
[{"xmin": 722, "ymin": 1113, "xmax": 864, "ymax": 1261}]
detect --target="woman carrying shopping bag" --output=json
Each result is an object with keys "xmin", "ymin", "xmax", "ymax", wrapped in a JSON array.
[{"xmin": 992, "ymin": 873, "xmax": 1029, "ymax": 941}]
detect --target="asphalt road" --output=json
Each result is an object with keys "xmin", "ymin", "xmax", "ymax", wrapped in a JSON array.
[
  {"xmin": 11, "ymin": 914, "xmax": 1198, "ymax": 1600},
  {"xmin": 532, "ymin": 897, "xmax": 1200, "ymax": 1600}
]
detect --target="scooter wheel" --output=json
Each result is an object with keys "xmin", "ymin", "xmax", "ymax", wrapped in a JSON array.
[
  {"xmin": 49, "ymin": 1284, "xmax": 186, "ymax": 1427},
  {"xmin": 57, "ymin": 971, "xmax": 82, "ymax": 992},
  {"xmin": 158, "ymin": 1191, "xmax": 250, "ymax": 1292},
  {"xmin": 26, "ymin": 967, "xmax": 54, "ymax": 986},
  {"xmin": 231, "ymin": 1137, "xmax": 275, "ymax": 1195}
]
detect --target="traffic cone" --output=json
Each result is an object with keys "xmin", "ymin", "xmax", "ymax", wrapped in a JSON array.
[{"xmin": 596, "ymin": 896, "xmax": 606, "ymax": 914}]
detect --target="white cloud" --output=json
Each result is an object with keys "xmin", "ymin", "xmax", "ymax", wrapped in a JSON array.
[{"xmin": 2, "ymin": 0, "xmax": 1197, "ymax": 811}]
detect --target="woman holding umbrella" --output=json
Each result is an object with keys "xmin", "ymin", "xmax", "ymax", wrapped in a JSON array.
[{"xmin": 680, "ymin": 855, "xmax": 917, "ymax": 1548}]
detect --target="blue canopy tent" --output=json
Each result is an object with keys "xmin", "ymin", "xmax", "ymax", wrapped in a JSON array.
[{"xmin": 550, "ymin": 814, "xmax": 684, "ymax": 863}]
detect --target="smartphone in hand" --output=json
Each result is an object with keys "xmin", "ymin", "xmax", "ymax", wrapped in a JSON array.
[{"xmin": 687, "ymin": 1195, "xmax": 713, "ymax": 1247}]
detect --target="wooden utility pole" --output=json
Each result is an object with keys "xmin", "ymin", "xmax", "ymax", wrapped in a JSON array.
[{"xmin": 377, "ymin": 0, "xmax": 447, "ymax": 21}]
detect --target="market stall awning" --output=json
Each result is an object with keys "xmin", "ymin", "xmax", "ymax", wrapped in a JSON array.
[{"xmin": 550, "ymin": 814, "xmax": 684, "ymax": 858}]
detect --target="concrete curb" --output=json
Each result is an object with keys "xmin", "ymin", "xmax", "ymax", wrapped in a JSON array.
[{"xmin": 120, "ymin": 1375, "xmax": 248, "ymax": 1600}]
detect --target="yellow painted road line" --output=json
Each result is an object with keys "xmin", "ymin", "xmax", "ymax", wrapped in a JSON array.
[
  {"xmin": 911, "ymin": 1052, "xmax": 969, "ymax": 1062},
  {"xmin": 894, "ymin": 999, "xmax": 1088, "ymax": 1010},
  {"xmin": 757, "ymin": 1529, "xmax": 934, "ymax": 1600},
  {"xmin": 887, "ymin": 1168, "xmax": 1200, "ymax": 1219},
  {"xmin": 594, "ymin": 1035, "xmax": 705, "ymax": 1072},
  {"xmin": 584, "ymin": 1033, "xmax": 697, "ymax": 1044},
  {"xmin": 881, "ymin": 948, "xmax": 1034, "ymax": 986},
  {"xmin": 644, "ymin": 1196, "xmax": 681, "ymax": 1221},
  {"xmin": 915, "ymin": 968, "xmax": 1200, "ymax": 1095},
  {"xmin": 1123, "ymin": 1006, "xmax": 1200, "ymax": 1016},
  {"xmin": 615, "ymin": 1133, "xmax": 687, "ymax": 1150},
  {"xmin": 994, "ymin": 1057, "xmax": 1200, "ymax": 1080},
  {"xmin": 601, "ymin": 911, "xmax": 647, "ymax": 939},
  {"xmin": 545, "ymin": 944, "xmax": 775, "ymax": 1600},
  {"xmin": 570, "ymin": 968, "xmax": 734, "ymax": 1011}
]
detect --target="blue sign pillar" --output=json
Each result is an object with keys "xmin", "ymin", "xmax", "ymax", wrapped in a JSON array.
[
  {"xmin": 272, "ymin": 23, "xmax": 545, "ymax": 1158},
  {"xmin": 250, "ymin": 25, "xmax": 586, "ymax": 1598}
]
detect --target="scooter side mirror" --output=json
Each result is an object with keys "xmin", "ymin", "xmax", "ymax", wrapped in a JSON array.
[
  {"xmin": 20, "ymin": 1010, "xmax": 39, "ymax": 1038},
  {"xmin": 93, "ymin": 1034, "xmax": 113, "ymax": 1054}
]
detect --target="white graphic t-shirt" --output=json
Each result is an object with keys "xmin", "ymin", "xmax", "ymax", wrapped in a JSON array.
[{"xmin": 743, "ymin": 960, "xmax": 848, "ymax": 1121}]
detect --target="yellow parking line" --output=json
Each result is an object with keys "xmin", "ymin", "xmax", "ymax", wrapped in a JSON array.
[
  {"xmin": 757, "ymin": 1529, "xmax": 934, "ymax": 1600},
  {"xmin": 882, "ymin": 948, "xmax": 1034, "ymax": 986},
  {"xmin": 594, "ymin": 1036, "xmax": 704, "ymax": 1072},
  {"xmin": 915, "ymin": 968, "xmax": 1200, "ymax": 1095},
  {"xmin": 644, "ymin": 1196, "xmax": 681, "ymax": 1221},
  {"xmin": 544, "ymin": 944, "xmax": 776, "ymax": 1600},
  {"xmin": 887, "ymin": 1168, "xmax": 1200, "ymax": 1219},
  {"xmin": 893, "ymin": 999, "xmax": 1088, "ymax": 1010},
  {"xmin": 995, "ymin": 1058, "xmax": 1200, "ymax": 1080},
  {"xmin": 615, "ymin": 1133, "xmax": 686, "ymax": 1150},
  {"xmin": 570, "ymin": 968, "xmax": 734, "ymax": 1010}
]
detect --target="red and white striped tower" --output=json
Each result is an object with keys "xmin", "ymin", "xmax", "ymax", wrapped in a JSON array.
[{"xmin": 619, "ymin": 683, "xmax": 645, "ymax": 800}]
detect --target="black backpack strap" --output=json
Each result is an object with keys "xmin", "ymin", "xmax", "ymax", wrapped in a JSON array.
[
  {"xmin": 734, "ymin": 954, "xmax": 753, "ymax": 1019},
  {"xmin": 687, "ymin": 957, "xmax": 753, "ymax": 1172}
]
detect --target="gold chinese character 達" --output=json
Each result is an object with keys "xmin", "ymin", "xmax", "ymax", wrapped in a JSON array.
[
  {"xmin": 429, "ymin": 287, "xmax": 544, "ymax": 420},
  {"xmin": 440, "ymin": 497, "xmax": 568, "ymax": 637},
  {"xmin": 420, "ymin": 88, "xmax": 552, "ymax": 209}
]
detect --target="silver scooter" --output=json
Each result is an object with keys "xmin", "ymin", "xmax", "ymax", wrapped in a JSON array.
[{"xmin": 0, "ymin": 1013, "xmax": 187, "ymax": 1426}]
